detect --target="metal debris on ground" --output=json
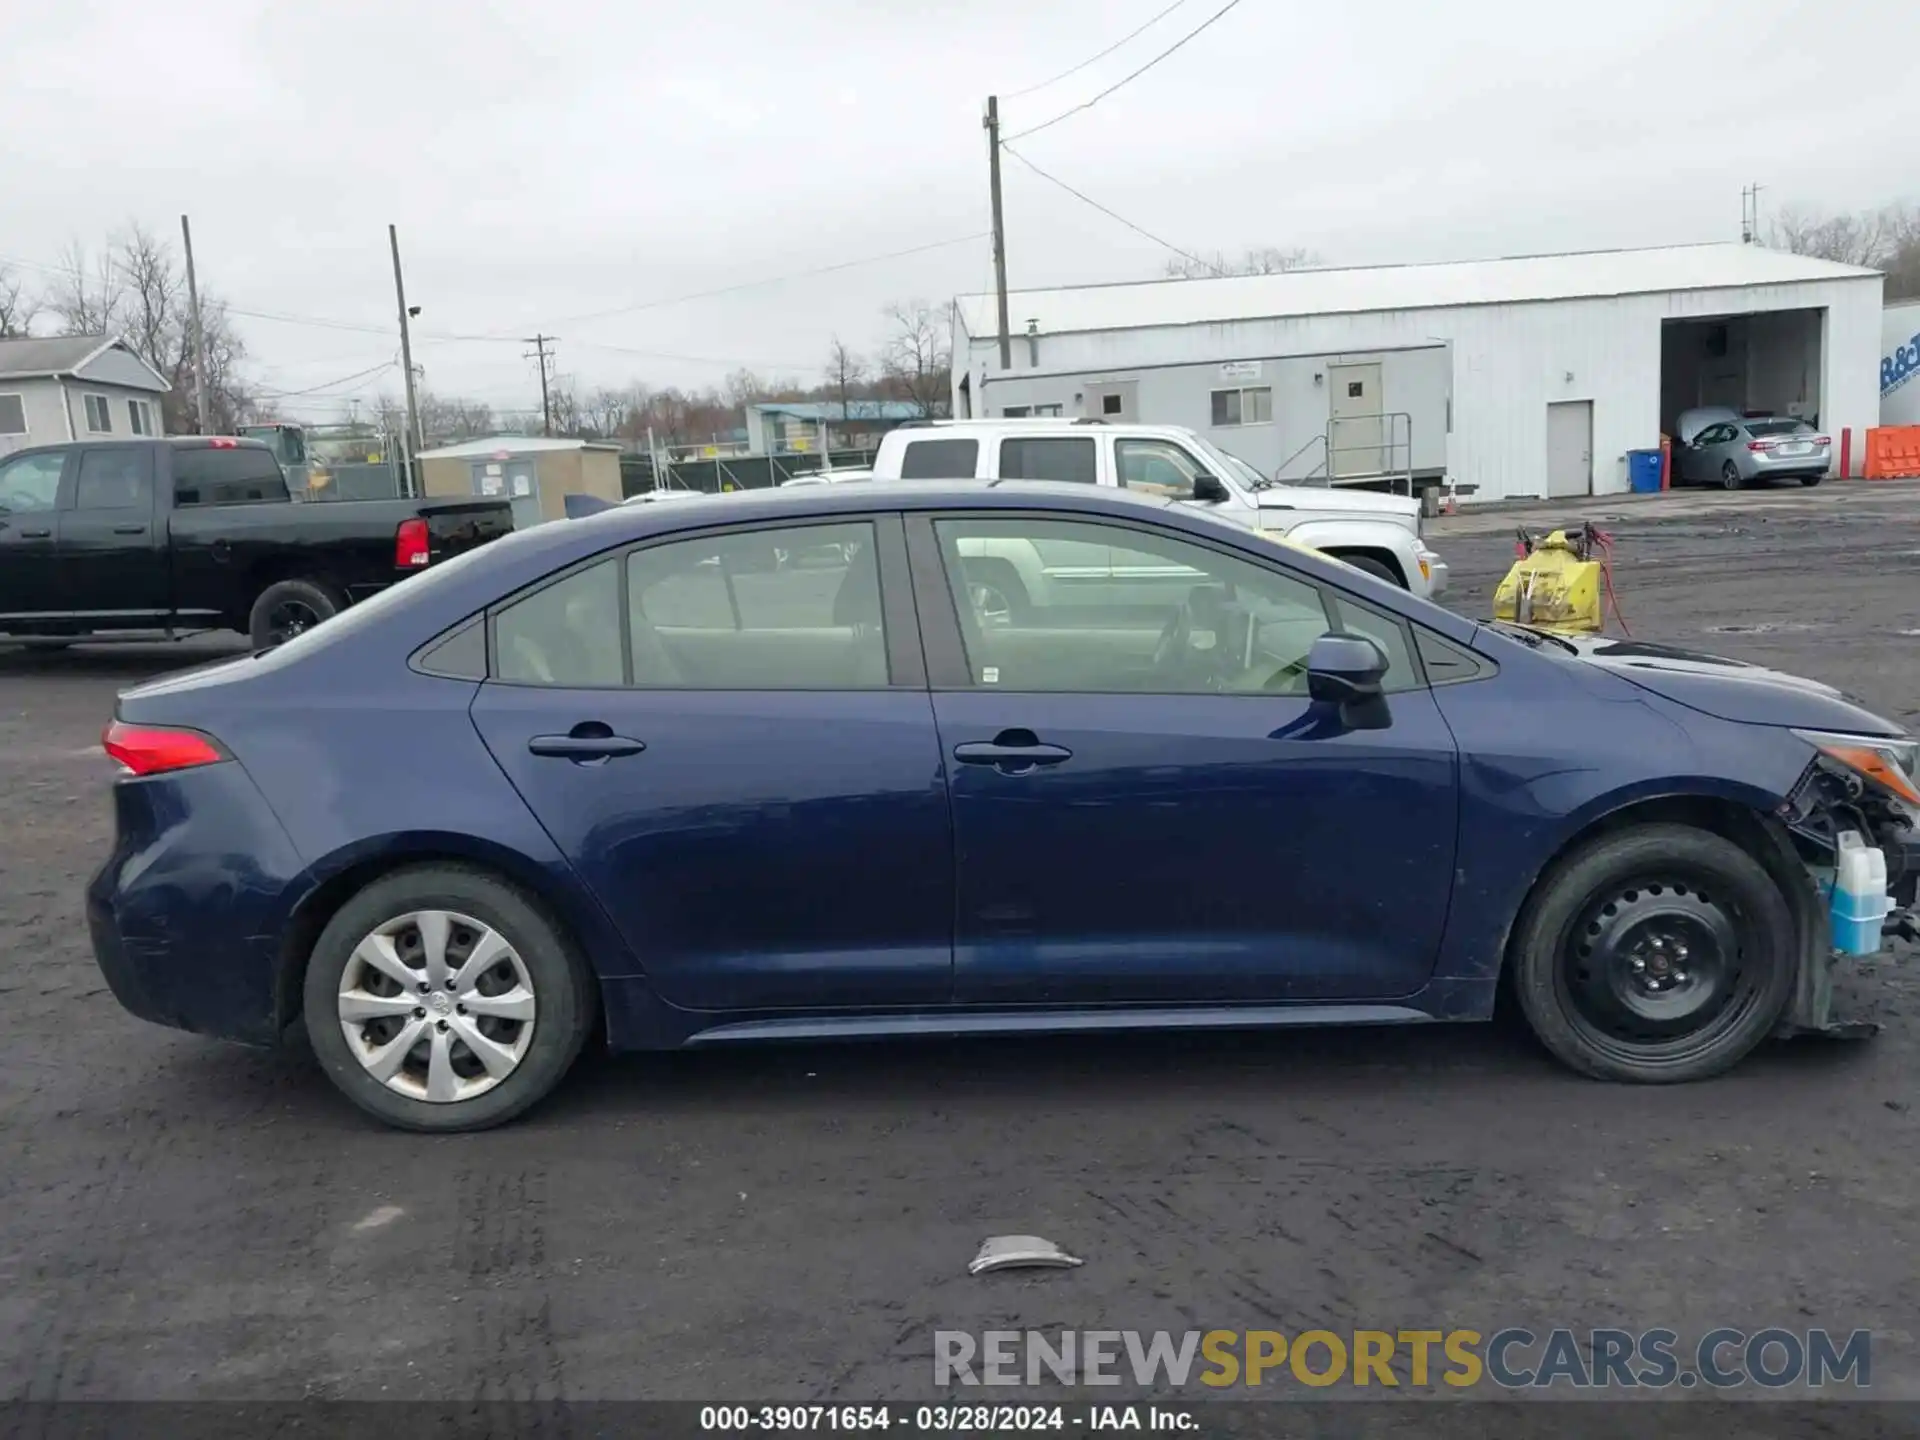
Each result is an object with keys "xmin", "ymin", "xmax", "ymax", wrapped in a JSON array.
[{"xmin": 969, "ymin": 1236, "xmax": 1084, "ymax": 1275}]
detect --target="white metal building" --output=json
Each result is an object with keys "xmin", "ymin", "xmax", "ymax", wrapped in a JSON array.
[{"xmin": 952, "ymin": 244, "xmax": 1884, "ymax": 502}]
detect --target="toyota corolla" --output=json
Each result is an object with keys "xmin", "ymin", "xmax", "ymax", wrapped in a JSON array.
[{"xmin": 88, "ymin": 482, "xmax": 1915, "ymax": 1130}]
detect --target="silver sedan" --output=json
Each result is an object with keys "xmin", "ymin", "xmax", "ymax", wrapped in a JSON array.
[{"xmin": 1674, "ymin": 408, "xmax": 1831, "ymax": 489}]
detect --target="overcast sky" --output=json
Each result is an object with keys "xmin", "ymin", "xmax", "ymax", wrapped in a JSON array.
[{"xmin": 2, "ymin": 0, "xmax": 1905, "ymax": 418}]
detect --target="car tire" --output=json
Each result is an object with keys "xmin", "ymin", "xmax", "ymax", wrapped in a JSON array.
[
  {"xmin": 1331, "ymin": 553, "xmax": 1404, "ymax": 588},
  {"xmin": 1800, "ymin": 474, "xmax": 1823, "ymax": 487},
  {"xmin": 1508, "ymin": 823, "xmax": 1795, "ymax": 1084},
  {"xmin": 248, "ymin": 578, "xmax": 344, "ymax": 650},
  {"xmin": 1720, "ymin": 462, "xmax": 1743, "ymax": 491},
  {"xmin": 302, "ymin": 863, "xmax": 597, "ymax": 1132}
]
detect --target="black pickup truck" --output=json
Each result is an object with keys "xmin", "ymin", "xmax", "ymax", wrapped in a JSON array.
[{"xmin": 0, "ymin": 437, "xmax": 514, "ymax": 650}]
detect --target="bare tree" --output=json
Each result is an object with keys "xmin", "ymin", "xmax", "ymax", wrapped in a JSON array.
[
  {"xmin": 114, "ymin": 223, "xmax": 179, "ymax": 373},
  {"xmin": 1163, "ymin": 245, "xmax": 1321, "ymax": 280},
  {"xmin": 1769, "ymin": 205, "xmax": 1887, "ymax": 267},
  {"xmin": 46, "ymin": 241, "xmax": 124, "ymax": 335},
  {"xmin": 823, "ymin": 336, "xmax": 867, "ymax": 434},
  {"xmin": 880, "ymin": 299, "xmax": 950, "ymax": 418},
  {"xmin": 582, "ymin": 385, "xmax": 633, "ymax": 440},
  {"xmin": 0, "ymin": 267, "xmax": 36, "ymax": 338}
]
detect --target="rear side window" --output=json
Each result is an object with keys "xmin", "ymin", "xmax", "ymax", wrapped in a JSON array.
[
  {"xmin": 74, "ymin": 448, "xmax": 152, "ymax": 510},
  {"xmin": 999, "ymin": 436, "xmax": 1096, "ymax": 485},
  {"xmin": 495, "ymin": 559, "xmax": 624, "ymax": 687},
  {"xmin": 171, "ymin": 446, "xmax": 291, "ymax": 506},
  {"xmin": 898, "ymin": 438, "xmax": 978, "ymax": 479}
]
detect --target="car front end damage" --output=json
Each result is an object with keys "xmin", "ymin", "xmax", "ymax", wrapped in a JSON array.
[{"xmin": 1774, "ymin": 729, "xmax": 1920, "ymax": 1038}]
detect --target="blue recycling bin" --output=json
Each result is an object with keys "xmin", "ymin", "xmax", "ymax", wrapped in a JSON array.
[{"xmin": 1627, "ymin": 449, "xmax": 1664, "ymax": 493}]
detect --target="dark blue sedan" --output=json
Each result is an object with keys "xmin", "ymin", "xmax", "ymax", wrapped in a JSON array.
[{"xmin": 88, "ymin": 481, "xmax": 1917, "ymax": 1130}]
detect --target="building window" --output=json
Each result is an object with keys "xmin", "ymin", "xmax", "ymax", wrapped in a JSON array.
[
  {"xmin": 84, "ymin": 394, "xmax": 113, "ymax": 433},
  {"xmin": 1001, "ymin": 403, "xmax": 1063, "ymax": 419},
  {"xmin": 1101, "ymin": 394, "xmax": 1123, "ymax": 415},
  {"xmin": 1002, "ymin": 406, "xmax": 1030, "ymax": 418},
  {"xmin": 127, "ymin": 399, "xmax": 154, "ymax": 436},
  {"xmin": 1210, "ymin": 386, "xmax": 1272, "ymax": 427},
  {"xmin": 0, "ymin": 394, "xmax": 24, "ymax": 436},
  {"xmin": 1034, "ymin": 403, "xmax": 1062, "ymax": 417}
]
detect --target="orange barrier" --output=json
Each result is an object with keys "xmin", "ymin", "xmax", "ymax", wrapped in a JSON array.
[{"xmin": 1865, "ymin": 426, "xmax": 1920, "ymax": 480}]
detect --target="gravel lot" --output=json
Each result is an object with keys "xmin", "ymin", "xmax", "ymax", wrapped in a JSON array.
[{"xmin": 3, "ymin": 479, "xmax": 1919, "ymax": 1405}]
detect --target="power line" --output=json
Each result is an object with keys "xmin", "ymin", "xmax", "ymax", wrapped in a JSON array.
[
  {"xmin": 1004, "ymin": 0, "xmax": 1193, "ymax": 99},
  {"xmin": 525, "ymin": 334, "xmax": 557, "ymax": 436},
  {"xmin": 253, "ymin": 359, "xmax": 396, "ymax": 399},
  {"xmin": 1001, "ymin": 144, "xmax": 1220, "ymax": 275},
  {"xmin": 545, "ymin": 232, "xmax": 990, "ymax": 328},
  {"xmin": 1002, "ymin": 0, "xmax": 1247, "ymax": 143}
]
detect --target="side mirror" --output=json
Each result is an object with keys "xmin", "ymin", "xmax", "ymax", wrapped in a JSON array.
[
  {"xmin": 1192, "ymin": 472, "xmax": 1230, "ymax": 503},
  {"xmin": 1307, "ymin": 632, "xmax": 1390, "ymax": 727}
]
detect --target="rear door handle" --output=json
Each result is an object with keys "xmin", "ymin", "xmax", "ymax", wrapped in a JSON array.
[
  {"xmin": 528, "ymin": 732, "xmax": 646, "ymax": 762},
  {"xmin": 18, "ymin": 527, "xmax": 51, "ymax": 540}
]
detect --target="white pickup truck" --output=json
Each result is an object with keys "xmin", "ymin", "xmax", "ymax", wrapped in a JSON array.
[{"xmin": 868, "ymin": 419, "xmax": 1447, "ymax": 599}]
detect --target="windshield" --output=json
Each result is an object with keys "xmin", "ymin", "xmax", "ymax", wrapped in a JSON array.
[
  {"xmin": 1218, "ymin": 450, "xmax": 1273, "ymax": 490},
  {"xmin": 1188, "ymin": 436, "xmax": 1265, "ymax": 493}
]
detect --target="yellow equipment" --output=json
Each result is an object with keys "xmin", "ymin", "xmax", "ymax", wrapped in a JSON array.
[{"xmin": 1492, "ymin": 525, "xmax": 1612, "ymax": 635}]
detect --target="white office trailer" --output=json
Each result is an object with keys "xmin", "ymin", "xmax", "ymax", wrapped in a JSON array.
[{"xmin": 952, "ymin": 244, "xmax": 1884, "ymax": 503}]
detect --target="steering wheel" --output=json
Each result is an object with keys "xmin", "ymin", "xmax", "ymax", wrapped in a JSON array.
[{"xmin": 1150, "ymin": 600, "xmax": 1193, "ymax": 674}]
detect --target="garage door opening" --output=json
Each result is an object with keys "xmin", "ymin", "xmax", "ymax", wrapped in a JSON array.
[{"xmin": 1660, "ymin": 308, "xmax": 1825, "ymax": 439}]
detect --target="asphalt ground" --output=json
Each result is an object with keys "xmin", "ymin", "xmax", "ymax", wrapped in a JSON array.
[{"xmin": 3, "ymin": 478, "xmax": 1919, "ymax": 1410}]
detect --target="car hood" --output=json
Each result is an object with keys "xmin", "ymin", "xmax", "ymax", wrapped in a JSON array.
[
  {"xmin": 1549, "ymin": 633, "xmax": 1904, "ymax": 736},
  {"xmin": 1250, "ymin": 484, "xmax": 1420, "ymax": 527}
]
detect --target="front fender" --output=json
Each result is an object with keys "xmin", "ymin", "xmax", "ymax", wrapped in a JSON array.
[{"xmin": 1280, "ymin": 518, "xmax": 1421, "ymax": 566}]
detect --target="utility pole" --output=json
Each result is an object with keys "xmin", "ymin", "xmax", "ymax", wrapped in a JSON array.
[
  {"xmin": 179, "ymin": 215, "xmax": 213, "ymax": 435},
  {"xmin": 1741, "ymin": 183, "xmax": 1765, "ymax": 244},
  {"xmin": 525, "ymin": 334, "xmax": 556, "ymax": 436},
  {"xmin": 388, "ymin": 224, "xmax": 424, "ymax": 495},
  {"xmin": 984, "ymin": 96, "xmax": 1012, "ymax": 371}
]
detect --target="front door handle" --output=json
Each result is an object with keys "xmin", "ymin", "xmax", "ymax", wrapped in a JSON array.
[
  {"xmin": 528, "ymin": 726, "xmax": 646, "ymax": 763},
  {"xmin": 18, "ymin": 526, "xmax": 51, "ymax": 539},
  {"xmin": 953, "ymin": 730, "xmax": 1073, "ymax": 775},
  {"xmin": 113, "ymin": 524, "xmax": 147, "ymax": 535}
]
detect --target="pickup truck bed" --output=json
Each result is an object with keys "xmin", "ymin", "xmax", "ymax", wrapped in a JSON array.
[{"xmin": 0, "ymin": 436, "xmax": 515, "ymax": 649}]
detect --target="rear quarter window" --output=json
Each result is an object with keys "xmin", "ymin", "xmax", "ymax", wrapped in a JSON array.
[{"xmin": 898, "ymin": 438, "xmax": 979, "ymax": 479}]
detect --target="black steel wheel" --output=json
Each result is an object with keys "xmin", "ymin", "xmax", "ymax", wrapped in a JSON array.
[
  {"xmin": 248, "ymin": 578, "xmax": 342, "ymax": 650},
  {"xmin": 1510, "ymin": 823, "xmax": 1796, "ymax": 1082}
]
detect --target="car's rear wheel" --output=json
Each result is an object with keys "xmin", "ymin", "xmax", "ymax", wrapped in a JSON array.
[
  {"xmin": 302, "ymin": 864, "xmax": 595, "ymax": 1131},
  {"xmin": 1509, "ymin": 824, "xmax": 1795, "ymax": 1083},
  {"xmin": 1720, "ymin": 461, "xmax": 1743, "ymax": 491},
  {"xmin": 249, "ymin": 578, "xmax": 343, "ymax": 650}
]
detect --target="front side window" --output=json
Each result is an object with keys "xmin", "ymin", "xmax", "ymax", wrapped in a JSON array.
[
  {"xmin": 75, "ymin": 448, "xmax": 152, "ymax": 510},
  {"xmin": 627, "ymin": 522, "xmax": 887, "ymax": 689},
  {"xmin": 84, "ymin": 394, "xmax": 113, "ymax": 433},
  {"xmin": 1114, "ymin": 437, "xmax": 1205, "ymax": 497},
  {"xmin": 0, "ymin": 452, "xmax": 64, "ymax": 512},
  {"xmin": 998, "ymin": 436, "xmax": 1096, "ymax": 485},
  {"xmin": 495, "ymin": 558, "xmax": 625, "ymax": 687},
  {"xmin": 898, "ymin": 438, "xmax": 978, "ymax": 479},
  {"xmin": 935, "ymin": 516, "xmax": 1341, "ymax": 695}
]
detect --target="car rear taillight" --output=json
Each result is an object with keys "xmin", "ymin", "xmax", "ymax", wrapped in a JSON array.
[
  {"xmin": 102, "ymin": 721, "xmax": 225, "ymax": 777},
  {"xmin": 395, "ymin": 517, "xmax": 430, "ymax": 569},
  {"xmin": 1747, "ymin": 439, "xmax": 1778, "ymax": 452},
  {"xmin": 1813, "ymin": 435, "xmax": 1831, "ymax": 446}
]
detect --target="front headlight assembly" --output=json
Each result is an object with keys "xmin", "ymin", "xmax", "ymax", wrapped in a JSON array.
[{"xmin": 1793, "ymin": 729, "xmax": 1920, "ymax": 806}]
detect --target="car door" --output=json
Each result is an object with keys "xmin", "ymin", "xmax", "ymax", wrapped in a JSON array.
[
  {"xmin": 0, "ymin": 449, "xmax": 70, "ymax": 624},
  {"xmin": 57, "ymin": 445, "xmax": 168, "ymax": 622},
  {"xmin": 468, "ymin": 513, "xmax": 955, "ymax": 1012},
  {"xmin": 908, "ymin": 508, "xmax": 1460, "ymax": 1007}
]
